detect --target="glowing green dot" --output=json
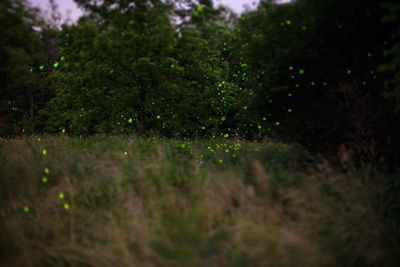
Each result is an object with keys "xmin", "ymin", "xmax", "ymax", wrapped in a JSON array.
[
  {"xmin": 258, "ymin": 125, "xmax": 261, "ymax": 129},
  {"xmin": 275, "ymin": 122, "xmax": 280, "ymax": 126},
  {"xmin": 288, "ymin": 109, "xmax": 292, "ymax": 112},
  {"xmin": 286, "ymin": 20, "xmax": 291, "ymax": 25},
  {"xmin": 311, "ymin": 81, "xmax": 315, "ymax": 86},
  {"xmin": 288, "ymin": 93, "xmax": 292, "ymax": 97},
  {"xmin": 295, "ymin": 84, "xmax": 300, "ymax": 88},
  {"xmin": 109, "ymin": 69, "xmax": 114, "ymax": 74},
  {"xmin": 243, "ymin": 106, "xmax": 247, "ymax": 110},
  {"xmin": 202, "ymin": 126, "xmax": 206, "ymax": 130},
  {"xmin": 299, "ymin": 69, "xmax": 305, "ymax": 75},
  {"xmin": 262, "ymin": 117, "xmax": 266, "ymax": 121},
  {"xmin": 38, "ymin": 137, "xmax": 41, "ymax": 141},
  {"xmin": 64, "ymin": 203, "xmax": 70, "ymax": 210},
  {"xmin": 289, "ymin": 66, "xmax": 293, "ymax": 70},
  {"xmin": 42, "ymin": 176, "xmax": 48, "ymax": 183},
  {"xmin": 347, "ymin": 69, "xmax": 351, "ymax": 75},
  {"xmin": 171, "ymin": 64, "xmax": 175, "ymax": 68},
  {"xmin": 302, "ymin": 25, "xmax": 307, "ymax": 30},
  {"xmin": 323, "ymin": 82, "xmax": 328, "ymax": 86},
  {"xmin": 44, "ymin": 168, "xmax": 49, "ymax": 174},
  {"xmin": 219, "ymin": 159, "xmax": 223, "ymax": 163},
  {"xmin": 367, "ymin": 53, "xmax": 371, "ymax": 57},
  {"xmin": 54, "ymin": 62, "xmax": 59, "ymax": 68},
  {"xmin": 124, "ymin": 151, "xmax": 128, "ymax": 155},
  {"xmin": 62, "ymin": 129, "xmax": 65, "ymax": 133},
  {"xmin": 128, "ymin": 118, "xmax": 133, "ymax": 123},
  {"xmin": 268, "ymin": 99, "xmax": 272, "ymax": 103},
  {"xmin": 362, "ymin": 81, "xmax": 366, "ymax": 85},
  {"xmin": 221, "ymin": 116, "xmax": 226, "ymax": 121},
  {"xmin": 196, "ymin": 6, "xmax": 203, "ymax": 12},
  {"xmin": 156, "ymin": 115, "xmax": 160, "ymax": 119},
  {"xmin": 24, "ymin": 206, "xmax": 29, "ymax": 212},
  {"xmin": 39, "ymin": 65, "xmax": 44, "ymax": 70},
  {"xmin": 29, "ymin": 68, "xmax": 33, "ymax": 72},
  {"xmin": 61, "ymin": 56, "xmax": 64, "ymax": 61},
  {"xmin": 181, "ymin": 144, "xmax": 185, "ymax": 148},
  {"xmin": 59, "ymin": 193, "xmax": 64, "ymax": 199},
  {"xmin": 42, "ymin": 149, "xmax": 47, "ymax": 155}
]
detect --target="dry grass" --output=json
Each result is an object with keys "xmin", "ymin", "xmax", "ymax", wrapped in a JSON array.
[{"xmin": 0, "ymin": 135, "xmax": 396, "ymax": 266}]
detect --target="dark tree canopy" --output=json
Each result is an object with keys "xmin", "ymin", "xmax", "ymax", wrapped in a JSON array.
[{"xmin": 1, "ymin": 0, "xmax": 400, "ymax": 166}]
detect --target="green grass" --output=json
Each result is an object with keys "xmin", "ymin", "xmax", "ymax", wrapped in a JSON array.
[{"xmin": 0, "ymin": 135, "xmax": 398, "ymax": 266}]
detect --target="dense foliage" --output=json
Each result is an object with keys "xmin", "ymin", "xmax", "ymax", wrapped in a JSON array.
[{"xmin": 1, "ymin": 0, "xmax": 400, "ymax": 164}]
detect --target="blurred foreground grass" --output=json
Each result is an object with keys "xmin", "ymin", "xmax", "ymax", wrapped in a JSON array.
[{"xmin": 0, "ymin": 135, "xmax": 399, "ymax": 266}]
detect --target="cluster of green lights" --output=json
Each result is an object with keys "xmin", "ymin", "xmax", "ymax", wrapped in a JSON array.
[
  {"xmin": 25, "ymin": 156, "xmax": 70, "ymax": 212},
  {"xmin": 279, "ymin": 19, "xmax": 307, "ymax": 31},
  {"xmin": 32, "ymin": 56, "xmax": 64, "ymax": 72}
]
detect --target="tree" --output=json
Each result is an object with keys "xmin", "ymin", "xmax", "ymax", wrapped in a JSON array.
[
  {"xmin": 0, "ymin": 0, "xmax": 51, "ymax": 134},
  {"xmin": 41, "ymin": 0, "xmax": 235, "ymax": 137},
  {"xmin": 228, "ymin": 0, "xmax": 398, "ymax": 163}
]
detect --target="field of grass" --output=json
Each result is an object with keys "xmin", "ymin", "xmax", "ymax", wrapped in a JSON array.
[{"xmin": 0, "ymin": 135, "xmax": 398, "ymax": 266}]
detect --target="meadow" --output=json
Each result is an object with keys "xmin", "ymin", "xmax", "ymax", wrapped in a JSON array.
[{"xmin": 0, "ymin": 135, "xmax": 397, "ymax": 266}]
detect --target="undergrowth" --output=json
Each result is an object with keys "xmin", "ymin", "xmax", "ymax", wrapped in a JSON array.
[{"xmin": 0, "ymin": 135, "xmax": 398, "ymax": 266}]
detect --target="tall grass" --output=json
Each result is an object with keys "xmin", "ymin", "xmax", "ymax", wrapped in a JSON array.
[{"xmin": 0, "ymin": 135, "xmax": 397, "ymax": 266}]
